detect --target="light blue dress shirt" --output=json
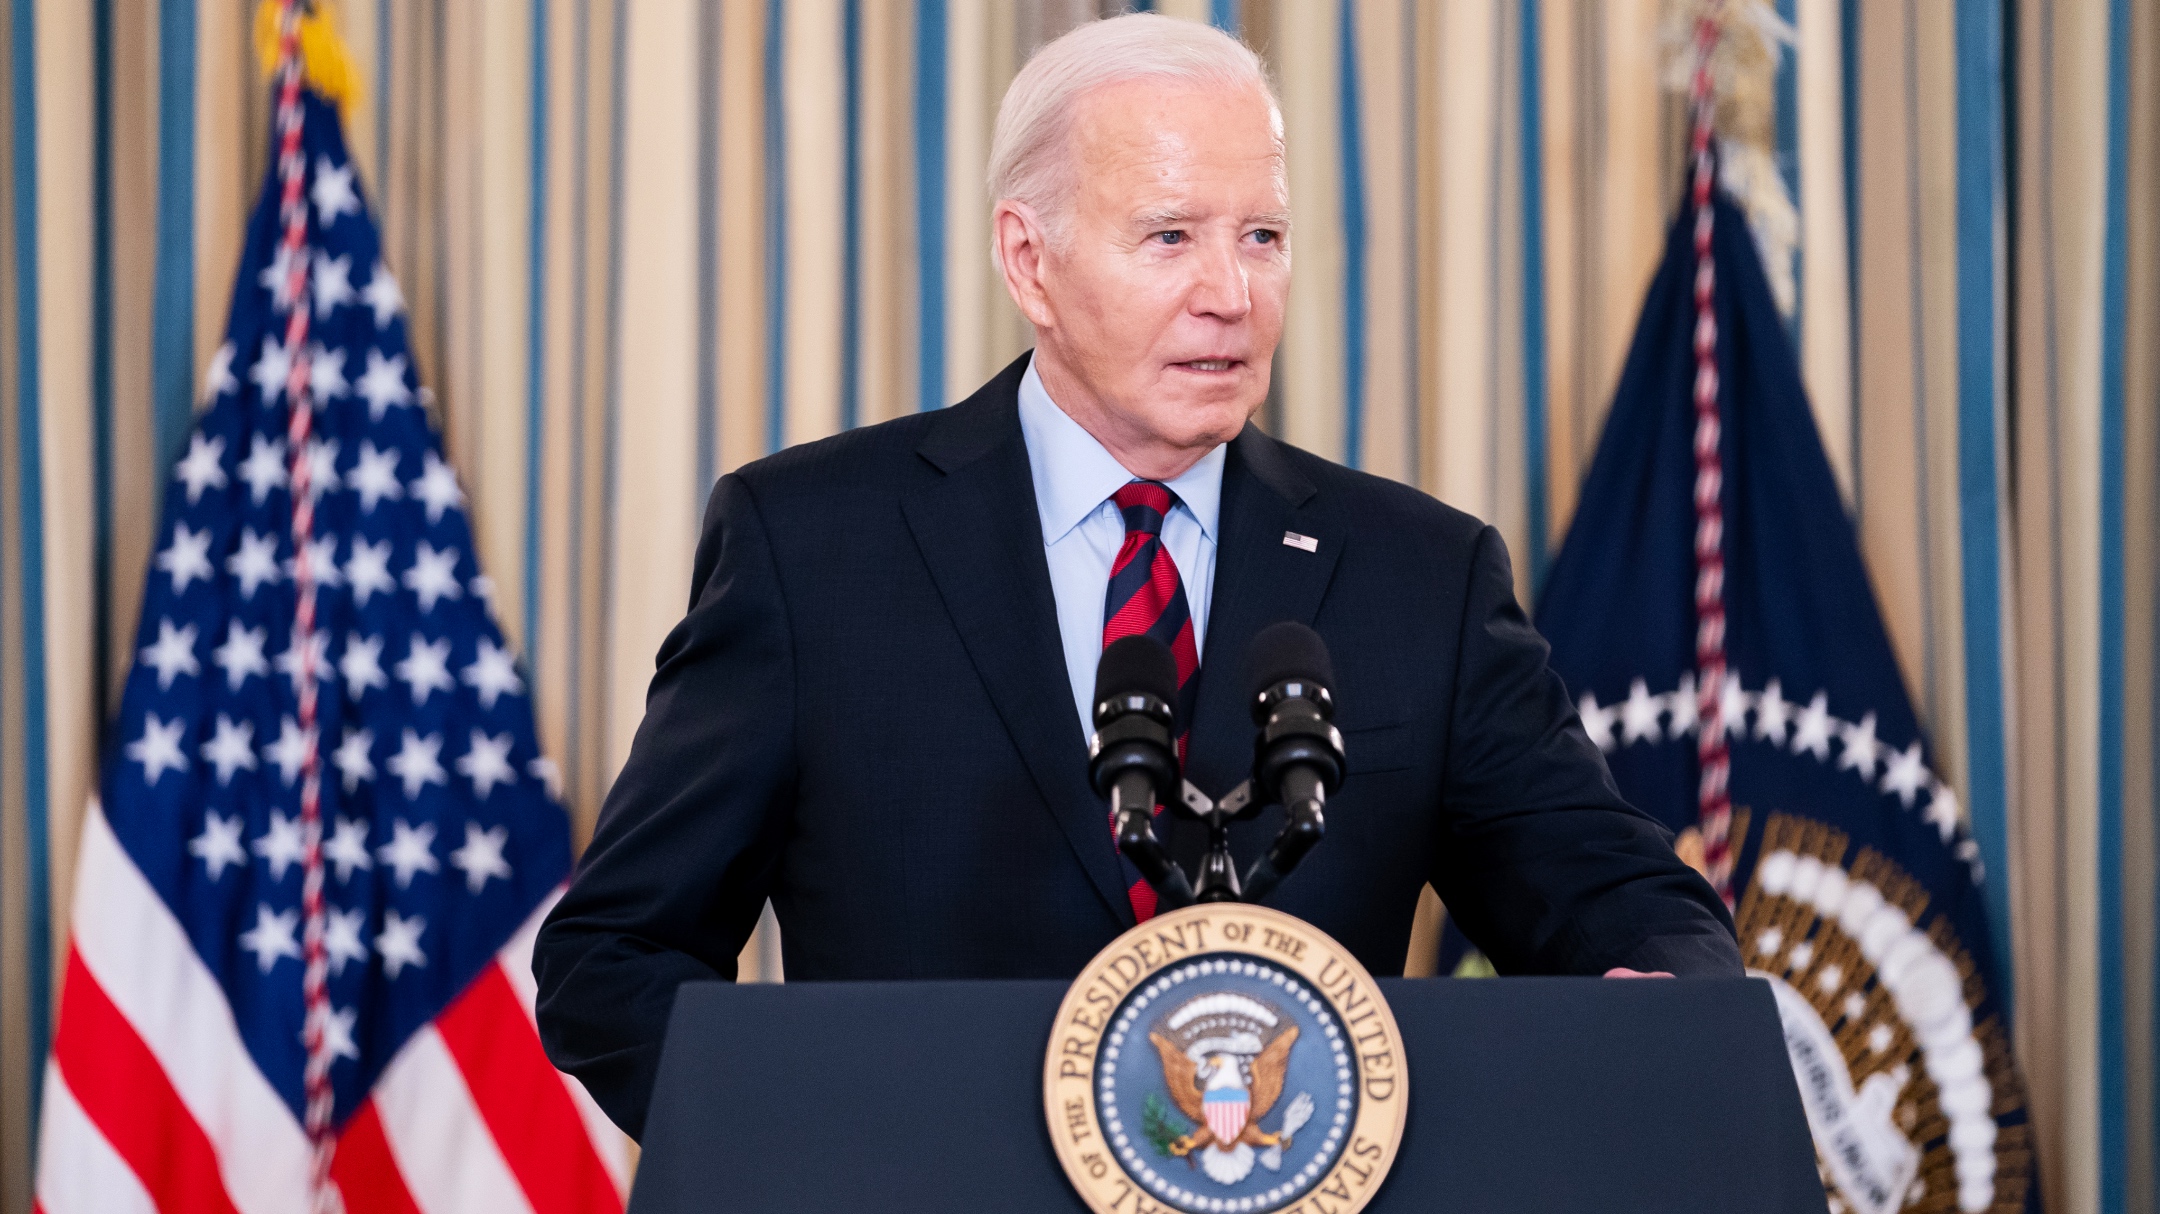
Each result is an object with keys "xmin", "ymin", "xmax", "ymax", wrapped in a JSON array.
[{"xmin": 1016, "ymin": 359, "xmax": 1225, "ymax": 741}]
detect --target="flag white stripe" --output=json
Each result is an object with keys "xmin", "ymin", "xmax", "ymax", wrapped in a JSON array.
[
  {"xmin": 69, "ymin": 800, "xmax": 312, "ymax": 1214},
  {"xmin": 34, "ymin": 1063, "xmax": 161, "ymax": 1214},
  {"xmin": 496, "ymin": 888, "xmax": 632, "ymax": 1194},
  {"xmin": 372, "ymin": 1024, "xmax": 539, "ymax": 1214}
]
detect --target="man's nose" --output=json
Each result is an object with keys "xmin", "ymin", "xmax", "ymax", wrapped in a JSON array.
[{"xmin": 1187, "ymin": 237, "xmax": 1251, "ymax": 322}]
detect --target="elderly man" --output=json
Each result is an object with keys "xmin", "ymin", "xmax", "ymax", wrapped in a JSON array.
[{"xmin": 534, "ymin": 13, "xmax": 1740, "ymax": 1139}]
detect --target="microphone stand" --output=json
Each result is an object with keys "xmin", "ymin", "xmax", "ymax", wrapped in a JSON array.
[{"xmin": 1121, "ymin": 775, "xmax": 1326, "ymax": 911}]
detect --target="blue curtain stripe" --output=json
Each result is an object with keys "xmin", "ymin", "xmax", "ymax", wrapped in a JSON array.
[{"xmin": 1952, "ymin": 0, "xmax": 2015, "ymax": 998}]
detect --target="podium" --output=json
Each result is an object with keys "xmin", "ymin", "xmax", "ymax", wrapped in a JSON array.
[{"xmin": 630, "ymin": 976, "xmax": 1825, "ymax": 1214}]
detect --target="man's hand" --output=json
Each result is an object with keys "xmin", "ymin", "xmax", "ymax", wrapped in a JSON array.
[{"xmin": 1603, "ymin": 967, "xmax": 1675, "ymax": 978}]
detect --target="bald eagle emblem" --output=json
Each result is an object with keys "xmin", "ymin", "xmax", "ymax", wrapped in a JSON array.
[{"xmin": 1149, "ymin": 993, "xmax": 1315, "ymax": 1185}]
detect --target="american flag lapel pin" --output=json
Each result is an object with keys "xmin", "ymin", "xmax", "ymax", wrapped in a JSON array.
[{"xmin": 1282, "ymin": 531, "xmax": 1319, "ymax": 553}]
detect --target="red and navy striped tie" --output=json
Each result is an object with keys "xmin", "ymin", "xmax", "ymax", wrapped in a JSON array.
[{"xmin": 1102, "ymin": 481, "xmax": 1200, "ymax": 921}]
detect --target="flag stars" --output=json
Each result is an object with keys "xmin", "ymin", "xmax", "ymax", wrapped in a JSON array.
[
  {"xmin": 128, "ymin": 713, "xmax": 190, "ymax": 784},
  {"xmin": 1618, "ymin": 679, "xmax": 1663, "ymax": 746},
  {"xmin": 199, "ymin": 714, "xmax": 259, "ymax": 785},
  {"xmin": 307, "ymin": 343, "xmax": 349, "ymax": 403},
  {"xmin": 1577, "ymin": 692, "xmax": 1616, "ymax": 752},
  {"xmin": 1665, "ymin": 672, "xmax": 1700, "ymax": 738},
  {"xmin": 324, "ymin": 815, "xmax": 374, "ymax": 882},
  {"xmin": 203, "ymin": 341, "xmax": 239, "ymax": 400},
  {"xmin": 283, "ymin": 534, "xmax": 343, "ymax": 591},
  {"xmin": 346, "ymin": 537, "xmax": 397, "ymax": 606},
  {"xmin": 140, "ymin": 619, "xmax": 201, "ymax": 689},
  {"xmin": 300, "ymin": 438, "xmax": 342, "ymax": 502},
  {"xmin": 266, "ymin": 717, "xmax": 316, "ymax": 785},
  {"xmin": 189, "ymin": 811, "xmax": 248, "ymax": 880},
  {"xmin": 156, "ymin": 523, "xmax": 215, "ymax": 595},
  {"xmin": 259, "ymin": 243, "xmax": 308, "ymax": 313},
  {"xmin": 340, "ymin": 633, "xmax": 390, "ymax": 699},
  {"xmin": 274, "ymin": 631, "xmax": 332, "ymax": 697},
  {"xmin": 227, "ymin": 529, "xmax": 284, "ymax": 599},
  {"xmin": 348, "ymin": 442, "xmax": 404, "ymax": 513},
  {"xmin": 529, "ymin": 756, "xmax": 562, "ymax": 800},
  {"xmin": 1880, "ymin": 742, "xmax": 1929, "ymax": 808},
  {"xmin": 462, "ymin": 638, "xmax": 524, "ymax": 709},
  {"xmin": 239, "ymin": 904, "xmax": 303, "ymax": 973},
  {"xmin": 1717, "ymin": 673, "xmax": 1751, "ymax": 739},
  {"xmin": 324, "ymin": 906, "xmax": 369, "ymax": 977},
  {"xmin": 1837, "ymin": 712, "xmax": 1883, "ymax": 780},
  {"xmin": 1791, "ymin": 692, "xmax": 1836, "ymax": 760},
  {"xmin": 312, "ymin": 157, "xmax": 362, "ymax": 224},
  {"xmin": 395, "ymin": 635, "xmax": 455, "ymax": 705},
  {"xmin": 376, "ymin": 817, "xmax": 441, "ymax": 887},
  {"xmin": 309, "ymin": 1003, "xmax": 361, "ymax": 1065},
  {"xmin": 252, "ymin": 810, "xmax": 307, "ymax": 881},
  {"xmin": 385, "ymin": 729, "xmax": 448, "ymax": 800},
  {"xmin": 173, "ymin": 434, "xmax": 228, "ymax": 503},
  {"xmin": 456, "ymin": 730, "xmax": 517, "ymax": 799},
  {"xmin": 311, "ymin": 252, "xmax": 355, "ymax": 317},
  {"xmin": 356, "ymin": 349, "xmax": 414, "ymax": 420},
  {"xmin": 333, "ymin": 728, "xmax": 376, "ymax": 793},
  {"xmin": 449, "ymin": 822, "xmax": 514, "ymax": 893},
  {"xmin": 410, "ymin": 452, "xmax": 464, "ymax": 523},
  {"xmin": 1924, "ymin": 784, "xmax": 1962, "ymax": 845},
  {"xmin": 363, "ymin": 262, "xmax": 406, "ymax": 328},
  {"xmin": 375, "ymin": 909, "xmax": 427, "ymax": 977},
  {"xmin": 252, "ymin": 333, "xmax": 296, "ymax": 401},
  {"xmin": 1753, "ymin": 679, "xmax": 1793, "ymax": 746},
  {"xmin": 238, "ymin": 437, "xmax": 288, "ymax": 503},
  {"xmin": 404, "ymin": 541, "xmax": 465, "ymax": 612},
  {"xmin": 213, "ymin": 622, "xmax": 270, "ymax": 690}
]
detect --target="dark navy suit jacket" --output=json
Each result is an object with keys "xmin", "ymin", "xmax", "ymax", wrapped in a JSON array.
[{"xmin": 534, "ymin": 353, "xmax": 1741, "ymax": 1138}]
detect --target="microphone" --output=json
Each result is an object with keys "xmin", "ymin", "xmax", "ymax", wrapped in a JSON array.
[
  {"xmin": 1240, "ymin": 622, "xmax": 1345, "ymax": 902},
  {"xmin": 1087, "ymin": 635, "xmax": 1194, "ymax": 910}
]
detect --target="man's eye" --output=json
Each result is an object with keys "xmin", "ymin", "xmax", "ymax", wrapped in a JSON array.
[
  {"xmin": 1155, "ymin": 231, "xmax": 1184, "ymax": 246},
  {"xmin": 1250, "ymin": 229, "xmax": 1278, "ymax": 245}
]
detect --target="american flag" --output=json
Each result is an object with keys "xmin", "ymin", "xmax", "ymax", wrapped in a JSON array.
[{"xmin": 34, "ymin": 27, "xmax": 627, "ymax": 1214}]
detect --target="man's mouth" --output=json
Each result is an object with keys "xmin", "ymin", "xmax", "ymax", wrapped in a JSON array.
[{"xmin": 1173, "ymin": 359, "xmax": 1239, "ymax": 372}]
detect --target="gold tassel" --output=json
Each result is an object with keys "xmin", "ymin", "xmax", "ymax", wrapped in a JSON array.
[
  {"xmin": 1662, "ymin": 0, "xmax": 1801, "ymax": 317},
  {"xmin": 254, "ymin": 0, "xmax": 361, "ymax": 118}
]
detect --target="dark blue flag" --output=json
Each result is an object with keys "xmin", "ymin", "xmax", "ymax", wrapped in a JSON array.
[{"xmin": 1533, "ymin": 188, "xmax": 2038, "ymax": 1214}]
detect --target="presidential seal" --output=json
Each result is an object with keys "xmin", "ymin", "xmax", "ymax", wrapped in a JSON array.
[{"xmin": 1045, "ymin": 903, "xmax": 1407, "ymax": 1214}]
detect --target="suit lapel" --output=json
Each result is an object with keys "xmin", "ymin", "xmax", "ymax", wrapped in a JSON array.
[
  {"xmin": 901, "ymin": 360, "xmax": 1135, "ymax": 924},
  {"xmin": 1182, "ymin": 427, "xmax": 1346, "ymax": 799}
]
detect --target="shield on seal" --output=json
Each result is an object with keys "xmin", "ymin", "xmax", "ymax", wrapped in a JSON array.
[{"xmin": 1203, "ymin": 1085, "xmax": 1250, "ymax": 1145}]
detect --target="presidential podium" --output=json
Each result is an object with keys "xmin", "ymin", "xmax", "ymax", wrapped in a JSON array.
[{"xmin": 627, "ymin": 976, "xmax": 1825, "ymax": 1213}]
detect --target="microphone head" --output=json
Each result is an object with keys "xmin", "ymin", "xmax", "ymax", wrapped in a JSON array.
[
  {"xmin": 1094, "ymin": 635, "xmax": 1180, "ymax": 728},
  {"xmin": 1246, "ymin": 622, "xmax": 1334, "ymax": 720}
]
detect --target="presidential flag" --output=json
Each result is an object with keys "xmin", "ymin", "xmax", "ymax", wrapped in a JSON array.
[
  {"xmin": 34, "ymin": 16, "xmax": 627, "ymax": 1214},
  {"xmin": 1532, "ymin": 83, "xmax": 2039, "ymax": 1214}
]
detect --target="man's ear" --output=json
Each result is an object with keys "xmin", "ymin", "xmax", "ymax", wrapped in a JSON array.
[{"xmin": 993, "ymin": 201, "xmax": 1055, "ymax": 329}]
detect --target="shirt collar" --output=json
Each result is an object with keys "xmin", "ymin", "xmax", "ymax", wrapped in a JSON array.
[{"xmin": 1016, "ymin": 356, "xmax": 1226, "ymax": 546}]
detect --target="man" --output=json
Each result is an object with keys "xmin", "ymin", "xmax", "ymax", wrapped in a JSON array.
[{"xmin": 535, "ymin": 13, "xmax": 1740, "ymax": 1140}]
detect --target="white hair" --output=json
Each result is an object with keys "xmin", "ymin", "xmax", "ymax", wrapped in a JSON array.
[{"xmin": 987, "ymin": 13, "xmax": 1280, "ymax": 260}]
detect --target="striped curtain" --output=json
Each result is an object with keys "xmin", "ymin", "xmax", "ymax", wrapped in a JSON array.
[{"xmin": 0, "ymin": 2, "xmax": 2153, "ymax": 1210}]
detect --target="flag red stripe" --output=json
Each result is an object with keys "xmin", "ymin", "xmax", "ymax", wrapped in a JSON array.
[
  {"xmin": 332, "ymin": 1100, "xmax": 426, "ymax": 1214},
  {"xmin": 51, "ymin": 948, "xmax": 243, "ymax": 1214},
  {"xmin": 434, "ymin": 963, "xmax": 625, "ymax": 1214}
]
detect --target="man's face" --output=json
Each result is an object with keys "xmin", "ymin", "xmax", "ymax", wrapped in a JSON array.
[{"xmin": 1029, "ymin": 78, "xmax": 1289, "ymax": 465}]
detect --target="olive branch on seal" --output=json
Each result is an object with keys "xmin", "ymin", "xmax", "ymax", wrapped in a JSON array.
[{"xmin": 1141, "ymin": 1092, "xmax": 1193, "ymax": 1159}]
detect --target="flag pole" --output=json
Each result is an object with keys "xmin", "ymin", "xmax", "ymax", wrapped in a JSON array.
[
  {"xmin": 266, "ymin": 0, "xmax": 339, "ymax": 1204},
  {"xmin": 1686, "ymin": 7, "xmax": 1737, "ymax": 906}
]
